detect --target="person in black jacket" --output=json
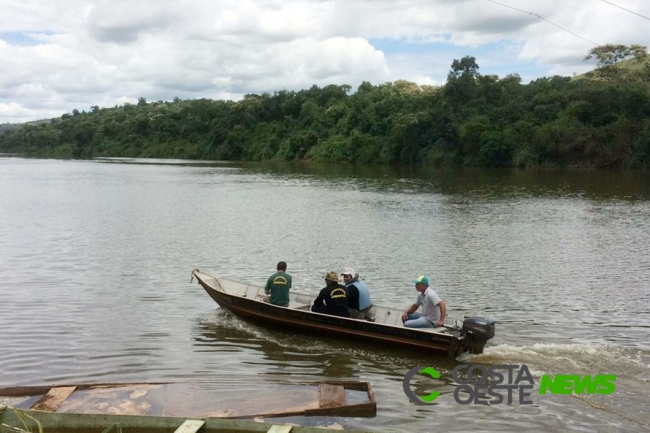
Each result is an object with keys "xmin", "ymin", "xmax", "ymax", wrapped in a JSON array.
[{"xmin": 311, "ymin": 271, "xmax": 350, "ymax": 317}]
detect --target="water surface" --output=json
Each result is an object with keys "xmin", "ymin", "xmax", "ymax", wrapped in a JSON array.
[{"xmin": 0, "ymin": 157, "xmax": 648, "ymax": 432}]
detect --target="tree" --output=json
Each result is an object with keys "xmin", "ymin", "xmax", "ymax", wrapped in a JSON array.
[
  {"xmin": 448, "ymin": 56, "xmax": 480, "ymax": 80},
  {"xmin": 444, "ymin": 56, "xmax": 481, "ymax": 121},
  {"xmin": 584, "ymin": 44, "xmax": 649, "ymax": 81},
  {"xmin": 584, "ymin": 44, "xmax": 647, "ymax": 67}
]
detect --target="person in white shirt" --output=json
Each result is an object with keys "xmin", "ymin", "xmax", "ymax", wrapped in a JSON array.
[{"xmin": 401, "ymin": 275, "xmax": 446, "ymax": 328}]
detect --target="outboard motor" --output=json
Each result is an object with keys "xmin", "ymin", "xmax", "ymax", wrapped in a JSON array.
[{"xmin": 462, "ymin": 317, "xmax": 495, "ymax": 354}]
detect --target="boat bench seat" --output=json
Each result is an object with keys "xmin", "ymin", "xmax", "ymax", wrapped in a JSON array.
[{"xmin": 288, "ymin": 301, "xmax": 311, "ymax": 311}]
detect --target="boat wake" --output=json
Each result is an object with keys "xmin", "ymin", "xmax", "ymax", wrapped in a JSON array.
[
  {"xmin": 462, "ymin": 343, "xmax": 650, "ymax": 429},
  {"xmin": 463, "ymin": 342, "xmax": 650, "ymax": 376}
]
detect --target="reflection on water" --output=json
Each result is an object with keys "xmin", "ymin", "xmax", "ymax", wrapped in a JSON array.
[
  {"xmin": 193, "ymin": 310, "xmax": 456, "ymax": 382},
  {"xmin": 96, "ymin": 157, "xmax": 650, "ymax": 200},
  {"xmin": 0, "ymin": 157, "xmax": 649, "ymax": 432}
]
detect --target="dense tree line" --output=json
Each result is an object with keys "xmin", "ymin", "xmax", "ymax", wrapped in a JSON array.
[{"xmin": 1, "ymin": 45, "xmax": 649, "ymax": 168}]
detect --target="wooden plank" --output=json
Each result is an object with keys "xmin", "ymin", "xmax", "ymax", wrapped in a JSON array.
[
  {"xmin": 267, "ymin": 425, "xmax": 293, "ymax": 433},
  {"xmin": 31, "ymin": 386, "xmax": 77, "ymax": 412},
  {"xmin": 173, "ymin": 419, "xmax": 205, "ymax": 433},
  {"xmin": 318, "ymin": 384, "xmax": 346, "ymax": 409}
]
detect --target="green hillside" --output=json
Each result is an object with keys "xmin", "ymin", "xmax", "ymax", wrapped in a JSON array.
[{"xmin": 1, "ymin": 45, "xmax": 649, "ymax": 169}]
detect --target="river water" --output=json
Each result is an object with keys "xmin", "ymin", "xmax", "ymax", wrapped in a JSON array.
[{"xmin": 0, "ymin": 157, "xmax": 648, "ymax": 432}]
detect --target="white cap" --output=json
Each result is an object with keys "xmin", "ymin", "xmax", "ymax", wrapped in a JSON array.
[{"xmin": 342, "ymin": 267, "xmax": 356, "ymax": 277}]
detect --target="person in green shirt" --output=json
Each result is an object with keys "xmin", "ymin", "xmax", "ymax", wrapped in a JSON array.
[{"xmin": 263, "ymin": 261, "xmax": 292, "ymax": 307}]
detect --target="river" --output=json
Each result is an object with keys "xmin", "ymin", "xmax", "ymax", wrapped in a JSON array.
[{"xmin": 0, "ymin": 157, "xmax": 648, "ymax": 432}]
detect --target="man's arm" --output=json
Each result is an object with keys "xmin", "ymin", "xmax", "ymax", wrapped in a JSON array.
[
  {"xmin": 436, "ymin": 301, "xmax": 447, "ymax": 327},
  {"xmin": 264, "ymin": 277, "xmax": 272, "ymax": 294},
  {"xmin": 312, "ymin": 289, "xmax": 326, "ymax": 309},
  {"xmin": 401, "ymin": 304, "xmax": 418, "ymax": 322}
]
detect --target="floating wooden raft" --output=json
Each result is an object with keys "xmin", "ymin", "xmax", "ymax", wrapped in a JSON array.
[{"xmin": 0, "ymin": 381, "xmax": 376, "ymax": 420}]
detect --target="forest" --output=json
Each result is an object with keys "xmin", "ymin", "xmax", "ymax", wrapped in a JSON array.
[{"xmin": 1, "ymin": 44, "xmax": 649, "ymax": 168}]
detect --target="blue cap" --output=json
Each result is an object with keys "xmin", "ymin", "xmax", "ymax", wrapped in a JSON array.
[{"xmin": 413, "ymin": 275, "xmax": 429, "ymax": 285}]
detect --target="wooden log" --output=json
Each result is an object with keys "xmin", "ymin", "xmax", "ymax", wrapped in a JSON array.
[
  {"xmin": 267, "ymin": 426, "xmax": 293, "ymax": 433},
  {"xmin": 173, "ymin": 419, "xmax": 206, "ymax": 433},
  {"xmin": 31, "ymin": 386, "xmax": 77, "ymax": 412}
]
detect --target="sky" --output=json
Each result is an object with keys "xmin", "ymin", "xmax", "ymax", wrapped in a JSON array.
[{"xmin": 0, "ymin": 0, "xmax": 649, "ymax": 124}]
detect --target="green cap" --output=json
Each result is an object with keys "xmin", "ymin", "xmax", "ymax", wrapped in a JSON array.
[{"xmin": 413, "ymin": 275, "xmax": 429, "ymax": 285}]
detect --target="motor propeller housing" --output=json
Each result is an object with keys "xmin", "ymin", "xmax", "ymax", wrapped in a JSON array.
[{"xmin": 462, "ymin": 317, "xmax": 496, "ymax": 354}]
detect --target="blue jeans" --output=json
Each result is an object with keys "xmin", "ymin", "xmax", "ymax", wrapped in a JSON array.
[{"xmin": 404, "ymin": 313, "xmax": 436, "ymax": 328}]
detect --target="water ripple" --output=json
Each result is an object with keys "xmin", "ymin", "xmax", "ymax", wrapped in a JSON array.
[{"xmin": 1, "ymin": 158, "xmax": 649, "ymax": 432}]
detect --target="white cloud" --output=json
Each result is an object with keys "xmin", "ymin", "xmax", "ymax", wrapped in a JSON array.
[{"xmin": 0, "ymin": 0, "xmax": 649, "ymax": 123}]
